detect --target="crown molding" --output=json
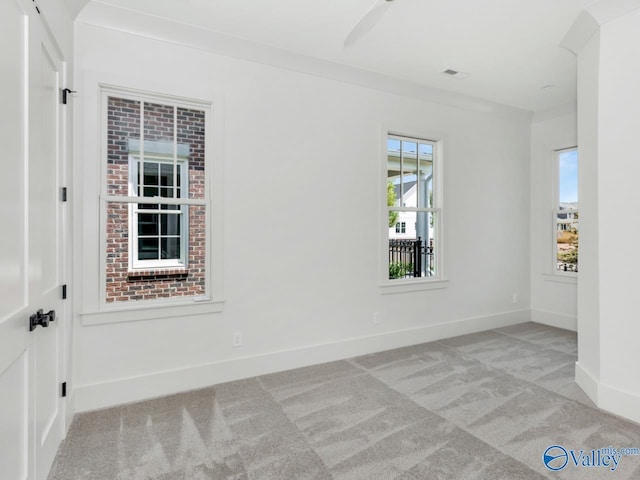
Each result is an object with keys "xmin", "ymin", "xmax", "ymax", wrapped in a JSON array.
[
  {"xmin": 561, "ymin": 0, "xmax": 640, "ymax": 55},
  {"xmin": 77, "ymin": 1, "xmax": 532, "ymax": 122}
]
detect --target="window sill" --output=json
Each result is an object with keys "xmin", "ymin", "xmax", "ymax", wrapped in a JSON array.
[
  {"xmin": 81, "ymin": 297, "xmax": 224, "ymax": 326},
  {"xmin": 542, "ymin": 273, "xmax": 577, "ymax": 285},
  {"xmin": 127, "ymin": 268, "xmax": 189, "ymax": 281},
  {"xmin": 379, "ymin": 278, "xmax": 449, "ymax": 295}
]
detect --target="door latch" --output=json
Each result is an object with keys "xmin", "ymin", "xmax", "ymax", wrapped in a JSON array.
[{"xmin": 29, "ymin": 309, "xmax": 56, "ymax": 331}]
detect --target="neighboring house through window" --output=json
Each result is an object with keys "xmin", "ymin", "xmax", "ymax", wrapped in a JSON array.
[
  {"xmin": 128, "ymin": 144, "xmax": 188, "ymax": 268},
  {"xmin": 554, "ymin": 147, "xmax": 578, "ymax": 273}
]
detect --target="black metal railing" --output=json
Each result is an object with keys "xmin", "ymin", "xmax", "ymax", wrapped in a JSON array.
[
  {"xmin": 389, "ymin": 237, "xmax": 434, "ymax": 279},
  {"xmin": 557, "ymin": 262, "xmax": 578, "ymax": 273}
]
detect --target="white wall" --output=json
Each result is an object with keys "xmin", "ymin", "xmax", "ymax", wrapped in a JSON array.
[
  {"xmin": 530, "ymin": 110, "xmax": 578, "ymax": 331},
  {"xmin": 72, "ymin": 17, "xmax": 532, "ymax": 411}
]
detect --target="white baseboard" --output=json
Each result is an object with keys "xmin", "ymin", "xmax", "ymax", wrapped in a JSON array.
[
  {"xmin": 598, "ymin": 381, "xmax": 640, "ymax": 425},
  {"xmin": 65, "ymin": 391, "xmax": 76, "ymax": 435},
  {"xmin": 575, "ymin": 361, "xmax": 640, "ymax": 424},
  {"xmin": 74, "ymin": 309, "xmax": 530, "ymax": 412},
  {"xmin": 531, "ymin": 309, "xmax": 577, "ymax": 332},
  {"xmin": 575, "ymin": 361, "xmax": 599, "ymax": 403}
]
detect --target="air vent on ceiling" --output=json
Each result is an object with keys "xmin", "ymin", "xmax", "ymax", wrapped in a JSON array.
[{"xmin": 442, "ymin": 69, "xmax": 469, "ymax": 79}]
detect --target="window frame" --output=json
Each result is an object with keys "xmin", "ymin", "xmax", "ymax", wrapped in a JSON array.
[
  {"xmin": 128, "ymin": 155, "xmax": 189, "ymax": 270},
  {"xmin": 96, "ymin": 84, "xmax": 218, "ymax": 312},
  {"xmin": 552, "ymin": 146, "xmax": 579, "ymax": 276},
  {"xmin": 380, "ymin": 129, "xmax": 447, "ymax": 293}
]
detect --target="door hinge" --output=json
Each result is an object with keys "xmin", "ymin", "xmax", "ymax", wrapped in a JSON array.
[
  {"xmin": 61, "ymin": 88, "xmax": 77, "ymax": 105},
  {"xmin": 62, "ymin": 284, "xmax": 67, "ymax": 299},
  {"xmin": 61, "ymin": 187, "xmax": 67, "ymax": 202},
  {"xmin": 61, "ymin": 382, "xmax": 67, "ymax": 398}
]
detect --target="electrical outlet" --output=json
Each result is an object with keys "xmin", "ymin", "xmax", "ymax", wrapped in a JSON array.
[
  {"xmin": 512, "ymin": 293, "xmax": 518, "ymax": 304},
  {"xmin": 232, "ymin": 331, "xmax": 242, "ymax": 347},
  {"xmin": 373, "ymin": 312, "xmax": 381, "ymax": 326}
]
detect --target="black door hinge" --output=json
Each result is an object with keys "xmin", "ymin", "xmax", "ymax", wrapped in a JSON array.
[
  {"xmin": 61, "ymin": 187, "xmax": 67, "ymax": 202},
  {"xmin": 61, "ymin": 382, "xmax": 67, "ymax": 398},
  {"xmin": 62, "ymin": 284, "xmax": 67, "ymax": 299}
]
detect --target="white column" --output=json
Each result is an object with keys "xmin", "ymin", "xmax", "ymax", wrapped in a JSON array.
[{"xmin": 566, "ymin": 1, "xmax": 640, "ymax": 423}]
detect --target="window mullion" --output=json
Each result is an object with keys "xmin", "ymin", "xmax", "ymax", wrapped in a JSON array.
[
  {"xmin": 399, "ymin": 140, "xmax": 404, "ymax": 203},
  {"xmin": 181, "ymin": 161, "xmax": 187, "ymax": 267},
  {"xmin": 102, "ymin": 195, "xmax": 206, "ymax": 206},
  {"xmin": 415, "ymin": 145, "xmax": 420, "ymax": 208},
  {"xmin": 432, "ymin": 144, "xmax": 436, "ymax": 209},
  {"xmin": 140, "ymin": 103, "xmax": 145, "ymax": 198},
  {"xmin": 173, "ymin": 106, "xmax": 178, "ymax": 201},
  {"xmin": 388, "ymin": 207, "xmax": 439, "ymax": 213}
]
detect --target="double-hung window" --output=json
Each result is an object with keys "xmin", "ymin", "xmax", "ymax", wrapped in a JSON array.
[
  {"xmin": 554, "ymin": 147, "xmax": 578, "ymax": 273},
  {"xmin": 129, "ymin": 153, "xmax": 188, "ymax": 268},
  {"xmin": 386, "ymin": 134, "xmax": 441, "ymax": 281},
  {"xmin": 102, "ymin": 88, "xmax": 210, "ymax": 304}
]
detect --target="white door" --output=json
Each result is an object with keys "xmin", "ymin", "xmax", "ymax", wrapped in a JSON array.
[{"xmin": 0, "ymin": 0, "xmax": 67, "ymax": 479}]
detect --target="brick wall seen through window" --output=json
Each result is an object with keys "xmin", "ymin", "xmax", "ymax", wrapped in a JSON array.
[{"xmin": 105, "ymin": 96, "xmax": 207, "ymax": 303}]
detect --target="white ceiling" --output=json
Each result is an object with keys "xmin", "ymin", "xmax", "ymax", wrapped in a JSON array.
[{"xmin": 67, "ymin": 0, "xmax": 600, "ymax": 112}]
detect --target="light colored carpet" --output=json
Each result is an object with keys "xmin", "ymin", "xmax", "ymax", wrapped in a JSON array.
[{"xmin": 48, "ymin": 322, "xmax": 640, "ymax": 479}]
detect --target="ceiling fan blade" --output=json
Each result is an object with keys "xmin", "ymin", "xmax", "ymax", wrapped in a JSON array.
[{"xmin": 344, "ymin": 0, "xmax": 394, "ymax": 48}]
